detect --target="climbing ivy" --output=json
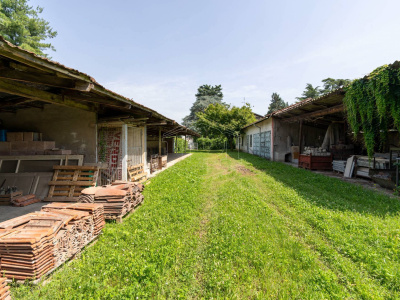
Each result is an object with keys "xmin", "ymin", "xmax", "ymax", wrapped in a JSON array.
[{"xmin": 344, "ymin": 61, "xmax": 400, "ymax": 157}]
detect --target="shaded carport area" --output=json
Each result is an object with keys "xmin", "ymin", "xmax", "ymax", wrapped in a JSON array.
[
  {"xmin": 146, "ymin": 123, "xmax": 199, "ymax": 172},
  {"xmin": 0, "ymin": 36, "xmax": 186, "ymax": 220},
  {"xmin": 270, "ymin": 89, "xmax": 359, "ymax": 162}
]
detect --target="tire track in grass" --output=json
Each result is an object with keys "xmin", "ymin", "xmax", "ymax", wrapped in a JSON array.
[
  {"xmin": 234, "ymin": 155, "xmax": 397, "ymax": 298},
  {"xmin": 198, "ymin": 154, "xmax": 350, "ymax": 299},
  {"xmin": 249, "ymin": 172, "xmax": 400, "ymax": 298}
]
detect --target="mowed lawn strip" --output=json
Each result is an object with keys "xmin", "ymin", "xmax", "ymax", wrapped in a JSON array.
[{"xmin": 11, "ymin": 151, "xmax": 400, "ymax": 299}]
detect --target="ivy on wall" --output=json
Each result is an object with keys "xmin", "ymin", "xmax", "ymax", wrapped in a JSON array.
[{"xmin": 344, "ymin": 61, "xmax": 400, "ymax": 157}]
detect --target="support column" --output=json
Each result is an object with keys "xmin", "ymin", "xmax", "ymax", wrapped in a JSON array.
[
  {"xmin": 184, "ymin": 134, "xmax": 187, "ymax": 153},
  {"xmin": 158, "ymin": 127, "xmax": 162, "ymax": 155},
  {"xmin": 142, "ymin": 125, "xmax": 147, "ymax": 172},
  {"xmin": 175, "ymin": 135, "xmax": 178, "ymax": 153},
  {"xmin": 121, "ymin": 124, "xmax": 128, "ymax": 181},
  {"xmin": 298, "ymin": 120, "xmax": 303, "ymax": 155}
]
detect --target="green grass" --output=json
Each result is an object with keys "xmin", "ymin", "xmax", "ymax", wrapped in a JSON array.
[{"xmin": 11, "ymin": 152, "xmax": 400, "ymax": 299}]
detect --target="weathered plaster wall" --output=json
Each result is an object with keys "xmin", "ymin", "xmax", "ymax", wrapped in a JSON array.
[{"xmin": 0, "ymin": 104, "xmax": 97, "ymax": 163}]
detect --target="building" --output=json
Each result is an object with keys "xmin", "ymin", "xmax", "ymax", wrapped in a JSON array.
[{"xmin": 0, "ymin": 36, "xmax": 198, "ymax": 199}]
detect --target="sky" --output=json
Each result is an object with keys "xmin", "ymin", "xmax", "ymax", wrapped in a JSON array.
[{"xmin": 31, "ymin": 0, "xmax": 400, "ymax": 123}]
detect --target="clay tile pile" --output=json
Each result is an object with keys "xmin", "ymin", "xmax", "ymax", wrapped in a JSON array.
[
  {"xmin": 41, "ymin": 203, "xmax": 105, "ymax": 267},
  {"xmin": 80, "ymin": 182, "xmax": 144, "ymax": 221},
  {"xmin": 0, "ymin": 203, "xmax": 106, "ymax": 281},
  {"xmin": 0, "ymin": 212, "xmax": 71, "ymax": 280},
  {"xmin": 11, "ymin": 194, "xmax": 41, "ymax": 207},
  {"xmin": 0, "ymin": 277, "xmax": 11, "ymax": 300}
]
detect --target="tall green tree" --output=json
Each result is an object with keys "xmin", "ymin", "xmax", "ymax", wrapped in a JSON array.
[
  {"xmin": 183, "ymin": 84, "xmax": 225, "ymax": 130},
  {"xmin": 267, "ymin": 92, "xmax": 288, "ymax": 114},
  {"xmin": 195, "ymin": 103, "xmax": 256, "ymax": 149},
  {"xmin": 296, "ymin": 83, "xmax": 321, "ymax": 101},
  {"xmin": 320, "ymin": 78, "xmax": 351, "ymax": 94},
  {"xmin": 0, "ymin": 0, "xmax": 57, "ymax": 57}
]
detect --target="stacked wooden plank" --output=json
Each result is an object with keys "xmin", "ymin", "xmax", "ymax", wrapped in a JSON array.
[
  {"xmin": 0, "ymin": 211, "xmax": 72, "ymax": 280},
  {"xmin": 332, "ymin": 160, "xmax": 346, "ymax": 173},
  {"xmin": 0, "ymin": 190, "xmax": 23, "ymax": 206},
  {"xmin": 11, "ymin": 194, "xmax": 41, "ymax": 207},
  {"xmin": 0, "ymin": 277, "xmax": 10, "ymax": 300},
  {"xmin": 44, "ymin": 166, "xmax": 99, "ymax": 202}
]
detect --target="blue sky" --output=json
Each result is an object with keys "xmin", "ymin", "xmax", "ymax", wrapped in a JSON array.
[{"xmin": 32, "ymin": 0, "xmax": 400, "ymax": 122}]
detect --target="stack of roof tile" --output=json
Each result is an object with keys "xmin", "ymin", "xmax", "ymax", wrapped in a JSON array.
[
  {"xmin": 41, "ymin": 203, "xmax": 105, "ymax": 267},
  {"xmin": 0, "ymin": 212, "xmax": 72, "ymax": 280},
  {"xmin": 0, "ymin": 277, "xmax": 10, "ymax": 300},
  {"xmin": 0, "ymin": 202, "xmax": 106, "ymax": 281},
  {"xmin": 94, "ymin": 188, "xmax": 129, "ymax": 219},
  {"xmin": 11, "ymin": 195, "xmax": 41, "ymax": 207}
]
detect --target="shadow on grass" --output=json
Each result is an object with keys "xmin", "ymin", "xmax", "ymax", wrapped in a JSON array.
[{"xmin": 228, "ymin": 151, "xmax": 400, "ymax": 217}]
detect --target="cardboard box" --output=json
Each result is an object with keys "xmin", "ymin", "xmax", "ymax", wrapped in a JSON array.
[
  {"xmin": 7, "ymin": 132, "xmax": 24, "ymax": 142},
  {"xmin": 28, "ymin": 141, "xmax": 56, "ymax": 152},
  {"xmin": 23, "ymin": 132, "xmax": 34, "ymax": 141},
  {"xmin": 10, "ymin": 141, "xmax": 28, "ymax": 152},
  {"xmin": 0, "ymin": 142, "xmax": 11, "ymax": 155}
]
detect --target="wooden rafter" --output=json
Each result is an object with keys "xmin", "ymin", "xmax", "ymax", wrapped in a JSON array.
[
  {"xmin": 0, "ymin": 78, "xmax": 96, "ymax": 111},
  {"xmin": 283, "ymin": 104, "xmax": 344, "ymax": 123}
]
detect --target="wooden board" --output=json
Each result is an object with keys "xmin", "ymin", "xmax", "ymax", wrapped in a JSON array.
[{"xmin": 344, "ymin": 156, "xmax": 356, "ymax": 178}]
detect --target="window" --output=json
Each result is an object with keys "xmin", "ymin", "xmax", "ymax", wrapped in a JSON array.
[
  {"xmin": 250, "ymin": 135, "xmax": 253, "ymax": 147},
  {"xmin": 241, "ymin": 136, "xmax": 244, "ymax": 146}
]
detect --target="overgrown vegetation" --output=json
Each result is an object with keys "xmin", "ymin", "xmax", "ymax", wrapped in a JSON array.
[
  {"xmin": 196, "ymin": 103, "xmax": 255, "ymax": 149},
  {"xmin": 344, "ymin": 61, "xmax": 400, "ymax": 156},
  {"xmin": 12, "ymin": 152, "xmax": 400, "ymax": 299}
]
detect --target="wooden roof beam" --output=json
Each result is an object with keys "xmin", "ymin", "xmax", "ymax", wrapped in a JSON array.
[
  {"xmin": 283, "ymin": 104, "xmax": 344, "ymax": 123},
  {"xmin": 0, "ymin": 65, "xmax": 93, "ymax": 91},
  {"xmin": 0, "ymin": 78, "xmax": 96, "ymax": 112}
]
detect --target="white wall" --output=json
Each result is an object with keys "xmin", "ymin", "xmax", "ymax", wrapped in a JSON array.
[{"xmin": 238, "ymin": 118, "xmax": 272, "ymax": 158}]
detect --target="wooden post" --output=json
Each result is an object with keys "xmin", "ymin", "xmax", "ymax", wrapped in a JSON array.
[
  {"xmin": 158, "ymin": 127, "xmax": 162, "ymax": 156},
  {"xmin": 121, "ymin": 124, "xmax": 128, "ymax": 181},
  {"xmin": 184, "ymin": 134, "xmax": 187, "ymax": 153},
  {"xmin": 175, "ymin": 135, "xmax": 178, "ymax": 153},
  {"xmin": 298, "ymin": 120, "xmax": 303, "ymax": 154},
  {"xmin": 142, "ymin": 125, "xmax": 147, "ymax": 172}
]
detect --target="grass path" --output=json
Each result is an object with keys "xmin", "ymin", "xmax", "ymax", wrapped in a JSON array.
[{"xmin": 12, "ymin": 152, "xmax": 400, "ymax": 299}]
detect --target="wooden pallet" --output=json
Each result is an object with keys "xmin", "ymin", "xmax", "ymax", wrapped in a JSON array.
[
  {"xmin": 128, "ymin": 163, "xmax": 146, "ymax": 182},
  {"xmin": 0, "ymin": 190, "xmax": 23, "ymax": 206},
  {"xmin": 45, "ymin": 166, "xmax": 99, "ymax": 202}
]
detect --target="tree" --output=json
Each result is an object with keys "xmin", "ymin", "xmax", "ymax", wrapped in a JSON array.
[
  {"xmin": 0, "ymin": 0, "xmax": 57, "ymax": 57},
  {"xmin": 320, "ymin": 78, "xmax": 351, "ymax": 94},
  {"xmin": 195, "ymin": 103, "xmax": 256, "ymax": 149},
  {"xmin": 267, "ymin": 92, "xmax": 288, "ymax": 114},
  {"xmin": 182, "ymin": 84, "xmax": 225, "ymax": 130},
  {"xmin": 296, "ymin": 83, "xmax": 321, "ymax": 101}
]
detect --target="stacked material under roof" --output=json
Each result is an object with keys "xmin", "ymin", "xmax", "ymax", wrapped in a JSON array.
[
  {"xmin": 79, "ymin": 182, "xmax": 144, "ymax": 221},
  {"xmin": 11, "ymin": 194, "xmax": 41, "ymax": 207},
  {"xmin": 41, "ymin": 203, "xmax": 105, "ymax": 267},
  {"xmin": 0, "ymin": 212, "xmax": 71, "ymax": 280},
  {"xmin": 0, "ymin": 203, "xmax": 105, "ymax": 281}
]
